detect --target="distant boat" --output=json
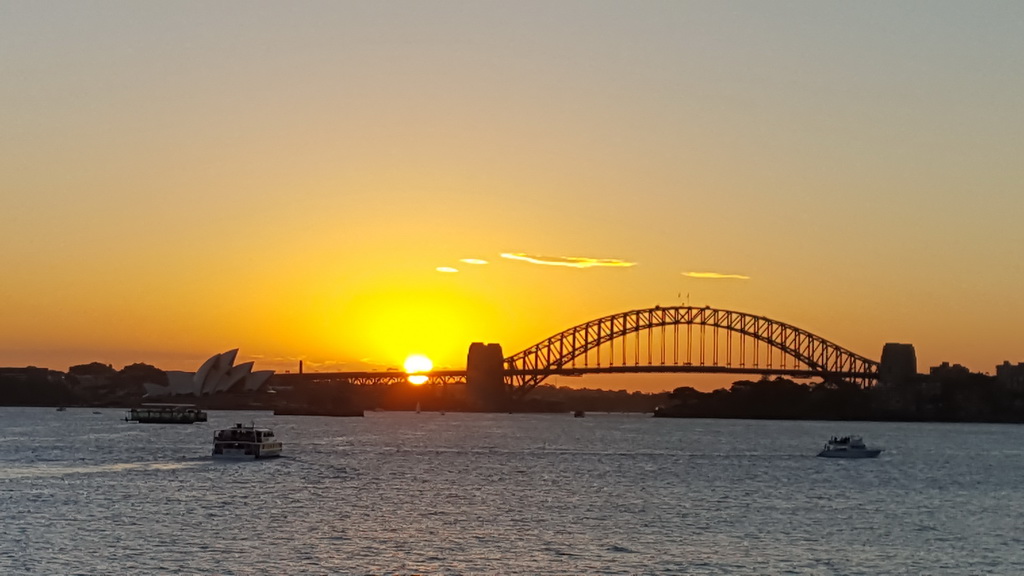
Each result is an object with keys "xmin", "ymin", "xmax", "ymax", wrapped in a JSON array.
[
  {"xmin": 56, "ymin": 407, "xmax": 66, "ymax": 412},
  {"xmin": 212, "ymin": 422, "xmax": 282, "ymax": 459},
  {"xmin": 817, "ymin": 435, "xmax": 882, "ymax": 458},
  {"xmin": 92, "ymin": 411, "xmax": 102, "ymax": 415},
  {"xmin": 573, "ymin": 410, "xmax": 585, "ymax": 418}
]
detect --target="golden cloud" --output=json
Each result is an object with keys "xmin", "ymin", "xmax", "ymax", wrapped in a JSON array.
[
  {"xmin": 501, "ymin": 253, "xmax": 636, "ymax": 268},
  {"xmin": 460, "ymin": 258, "xmax": 489, "ymax": 265},
  {"xmin": 436, "ymin": 267, "xmax": 460, "ymax": 273},
  {"xmin": 682, "ymin": 271, "xmax": 750, "ymax": 280}
]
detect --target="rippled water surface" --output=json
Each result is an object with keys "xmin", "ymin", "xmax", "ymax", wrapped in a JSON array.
[{"xmin": 2, "ymin": 407, "xmax": 1024, "ymax": 574}]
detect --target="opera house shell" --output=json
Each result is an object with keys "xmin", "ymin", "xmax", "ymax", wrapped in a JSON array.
[{"xmin": 144, "ymin": 349, "xmax": 274, "ymax": 397}]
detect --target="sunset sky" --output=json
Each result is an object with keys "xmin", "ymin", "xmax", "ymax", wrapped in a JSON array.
[{"xmin": 3, "ymin": 2, "xmax": 1023, "ymax": 392}]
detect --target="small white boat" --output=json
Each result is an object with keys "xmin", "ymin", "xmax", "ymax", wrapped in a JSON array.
[
  {"xmin": 212, "ymin": 423, "xmax": 282, "ymax": 459},
  {"xmin": 818, "ymin": 435, "xmax": 882, "ymax": 458}
]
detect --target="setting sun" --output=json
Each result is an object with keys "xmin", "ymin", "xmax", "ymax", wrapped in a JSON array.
[
  {"xmin": 403, "ymin": 354, "xmax": 433, "ymax": 373},
  {"xmin": 404, "ymin": 354, "xmax": 433, "ymax": 385}
]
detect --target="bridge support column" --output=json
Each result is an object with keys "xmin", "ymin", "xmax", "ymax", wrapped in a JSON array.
[
  {"xmin": 467, "ymin": 342, "xmax": 508, "ymax": 411},
  {"xmin": 880, "ymin": 343, "xmax": 917, "ymax": 386}
]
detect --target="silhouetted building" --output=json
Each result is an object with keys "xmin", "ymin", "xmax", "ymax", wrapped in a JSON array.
[
  {"xmin": 466, "ymin": 342, "xmax": 507, "ymax": 410},
  {"xmin": 929, "ymin": 361, "xmax": 971, "ymax": 381},
  {"xmin": 0, "ymin": 366, "xmax": 63, "ymax": 382},
  {"xmin": 879, "ymin": 343, "xmax": 917, "ymax": 386},
  {"xmin": 996, "ymin": 361, "xmax": 1024, "ymax": 390},
  {"xmin": 0, "ymin": 367, "xmax": 74, "ymax": 406}
]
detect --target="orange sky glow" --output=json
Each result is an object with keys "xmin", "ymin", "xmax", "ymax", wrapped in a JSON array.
[{"xmin": 2, "ymin": 3, "xmax": 1023, "ymax": 393}]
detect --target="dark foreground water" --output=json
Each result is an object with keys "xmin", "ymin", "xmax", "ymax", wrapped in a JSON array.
[{"xmin": 2, "ymin": 407, "xmax": 1023, "ymax": 575}]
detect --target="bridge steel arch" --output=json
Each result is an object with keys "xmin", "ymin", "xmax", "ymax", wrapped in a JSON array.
[{"xmin": 504, "ymin": 306, "xmax": 879, "ymax": 395}]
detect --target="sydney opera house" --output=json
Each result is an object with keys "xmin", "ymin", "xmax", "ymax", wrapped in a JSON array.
[{"xmin": 143, "ymin": 349, "xmax": 274, "ymax": 397}]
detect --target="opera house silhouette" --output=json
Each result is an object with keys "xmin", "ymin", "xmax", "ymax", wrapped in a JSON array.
[{"xmin": 143, "ymin": 349, "xmax": 273, "ymax": 397}]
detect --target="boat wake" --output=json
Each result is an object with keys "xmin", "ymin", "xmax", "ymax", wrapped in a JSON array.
[{"xmin": 0, "ymin": 460, "xmax": 203, "ymax": 480}]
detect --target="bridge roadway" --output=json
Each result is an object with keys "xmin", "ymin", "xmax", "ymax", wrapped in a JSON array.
[
  {"xmin": 273, "ymin": 370, "xmax": 469, "ymax": 386},
  {"xmin": 272, "ymin": 365, "xmax": 876, "ymax": 387}
]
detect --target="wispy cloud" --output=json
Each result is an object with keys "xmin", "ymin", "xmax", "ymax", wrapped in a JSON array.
[
  {"xmin": 436, "ymin": 266, "xmax": 459, "ymax": 273},
  {"xmin": 460, "ymin": 258, "xmax": 489, "ymax": 265},
  {"xmin": 501, "ymin": 252, "xmax": 636, "ymax": 269},
  {"xmin": 682, "ymin": 271, "xmax": 750, "ymax": 280}
]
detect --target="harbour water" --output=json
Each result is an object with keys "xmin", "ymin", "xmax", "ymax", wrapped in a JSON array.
[{"xmin": 2, "ymin": 407, "xmax": 1024, "ymax": 574}]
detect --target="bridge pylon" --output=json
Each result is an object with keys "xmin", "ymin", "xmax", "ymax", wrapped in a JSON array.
[
  {"xmin": 879, "ymin": 343, "xmax": 917, "ymax": 386},
  {"xmin": 467, "ymin": 342, "xmax": 508, "ymax": 410}
]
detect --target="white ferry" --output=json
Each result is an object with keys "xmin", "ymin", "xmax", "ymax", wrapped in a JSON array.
[
  {"xmin": 817, "ymin": 435, "xmax": 882, "ymax": 459},
  {"xmin": 212, "ymin": 423, "xmax": 282, "ymax": 459}
]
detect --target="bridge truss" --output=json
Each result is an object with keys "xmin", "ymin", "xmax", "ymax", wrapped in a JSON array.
[
  {"xmin": 504, "ymin": 306, "xmax": 879, "ymax": 395},
  {"xmin": 274, "ymin": 371, "xmax": 467, "ymax": 387}
]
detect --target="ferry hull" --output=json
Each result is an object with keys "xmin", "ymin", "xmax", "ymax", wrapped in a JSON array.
[
  {"xmin": 817, "ymin": 449, "xmax": 882, "ymax": 459},
  {"xmin": 212, "ymin": 447, "xmax": 282, "ymax": 459},
  {"xmin": 125, "ymin": 406, "xmax": 208, "ymax": 424}
]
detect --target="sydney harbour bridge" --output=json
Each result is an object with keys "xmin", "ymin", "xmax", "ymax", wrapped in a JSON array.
[{"xmin": 277, "ymin": 306, "xmax": 913, "ymax": 399}]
